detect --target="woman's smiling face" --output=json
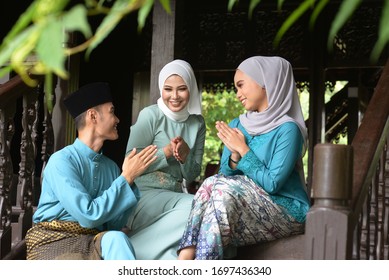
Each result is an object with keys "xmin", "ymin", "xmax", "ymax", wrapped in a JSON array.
[
  {"xmin": 162, "ymin": 74, "xmax": 190, "ymax": 112},
  {"xmin": 234, "ymin": 69, "xmax": 268, "ymax": 112}
]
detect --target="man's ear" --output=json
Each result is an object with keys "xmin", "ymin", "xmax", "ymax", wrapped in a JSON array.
[{"xmin": 86, "ymin": 108, "xmax": 97, "ymax": 123}]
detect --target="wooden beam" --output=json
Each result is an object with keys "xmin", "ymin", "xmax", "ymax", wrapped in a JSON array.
[{"xmin": 149, "ymin": 0, "xmax": 176, "ymax": 104}]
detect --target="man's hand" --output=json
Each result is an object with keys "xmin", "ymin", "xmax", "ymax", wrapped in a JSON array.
[{"xmin": 121, "ymin": 145, "xmax": 157, "ymax": 184}]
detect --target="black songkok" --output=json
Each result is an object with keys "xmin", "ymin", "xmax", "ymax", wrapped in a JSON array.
[{"xmin": 63, "ymin": 82, "xmax": 113, "ymax": 118}]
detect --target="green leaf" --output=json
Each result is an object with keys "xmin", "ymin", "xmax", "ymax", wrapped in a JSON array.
[
  {"xmin": 277, "ymin": 0, "xmax": 286, "ymax": 10},
  {"xmin": 138, "ymin": 0, "xmax": 154, "ymax": 31},
  {"xmin": 0, "ymin": 26, "xmax": 37, "ymax": 68},
  {"xmin": 274, "ymin": 0, "xmax": 315, "ymax": 47},
  {"xmin": 85, "ymin": 0, "xmax": 131, "ymax": 58},
  {"xmin": 2, "ymin": 2, "xmax": 37, "ymax": 45},
  {"xmin": 228, "ymin": 0, "xmax": 239, "ymax": 11},
  {"xmin": 370, "ymin": 0, "xmax": 389, "ymax": 62},
  {"xmin": 32, "ymin": 0, "xmax": 70, "ymax": 19},
  {"xmin": 44, "ymin": 72, "xmax": 54, "ymax": 113},
  {"xmin": 36, "ymin": 20, "xmax": 67, "ymax": 78},
  {"xmin": 0, "ymin": 65, "xmax": 12, "ymax": 78},
  {"xmin": 309, "ymin": 0, "xmax": 329, "ymax": 30},
  {"xmin": 248, "ymin": 0, "xmax": 261, "ymax": 19},
  {"xmin": 62, "ymin": 4, "xmax": 92, "ymax": 38},
  {"xmin": 159, "ymin": 0, "xmax": 172, "ymax": 13},
  {"xmin": 327, "ymin": 0, "xmax": 362, "ymax": 50}
]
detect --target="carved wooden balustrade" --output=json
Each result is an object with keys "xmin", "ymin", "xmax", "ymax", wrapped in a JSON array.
[
  {"xmin": 0, "ymin": 74, "xmax": 54, "ymax": 259},
  {"xmin": 305, "ymin": 57, "xmax": 389, "ymax": 260}
]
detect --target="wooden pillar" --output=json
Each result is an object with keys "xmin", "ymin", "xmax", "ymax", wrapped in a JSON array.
[
  {"xmin": 347, "ymin": 87, "xmax": 359, "ymax": 144},
  {"xmin": 307, "ymin": 17, "xmax": 326, "ymax": 196},
  {"xmin": 0, "ymin": 98, "xmax": 15, "ymax": 259},
  {"xmin": 131, "ymin": 72, "xmax": 150, "ymax": 124},
  {"xmin": 52, "ymin": 31, "xmax": 79, "ymax": 149},
  {"xmin": 305, "ymin": 144, "xmax": 353, "ymax": 259},
  {"xmin": 149, "ymin": 0, "xmax": 176, "ymax": 104}
]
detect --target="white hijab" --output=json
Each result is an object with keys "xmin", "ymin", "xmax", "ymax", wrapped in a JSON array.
[
  {"xmin": 157, "ymin": 59, "xmax": 202, "ymax": 122},
  {"xmin": 238, "ymin": 56, "xmax": 308, "ymax": 155}
]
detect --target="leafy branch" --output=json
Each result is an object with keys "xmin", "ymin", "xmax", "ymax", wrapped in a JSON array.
[
  {"xmin": 228, "ymin": 0, "xmax": 389, "ymax": 61},
  {"xmin": 1, "ymin": 0, "xmax": 388, "ymax": 112},
  {"xmin": 0, "ymin": 0, "xmax": 171, "ymax": 111}
]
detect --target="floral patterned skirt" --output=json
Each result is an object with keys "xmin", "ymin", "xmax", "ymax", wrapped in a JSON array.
[{"xmin": 178, "ymin": 174, "xmax": 304, "ymax": 260}]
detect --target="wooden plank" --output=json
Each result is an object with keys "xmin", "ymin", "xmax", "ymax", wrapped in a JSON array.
[
  {"xmin": 351, "ymin": 59, "xmax": 389, "ymax": 222},
  {"xmin": 149, "ymin": 0, "xmax": 176, "ymax": 104}
]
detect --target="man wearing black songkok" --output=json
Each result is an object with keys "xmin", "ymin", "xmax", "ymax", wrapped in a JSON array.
[{"xmin": 25, "ymin": 82, "xmax": 157, "ymax": 260}]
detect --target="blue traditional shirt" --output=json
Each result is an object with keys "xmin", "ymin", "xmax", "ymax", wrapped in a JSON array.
[
  {"xmin": 220, "ymin": 119, "xmax": 310, "ymax": 222},
  {"xmin": 33, "ymin": 138, "xmax": 140, "ymax": 231}
]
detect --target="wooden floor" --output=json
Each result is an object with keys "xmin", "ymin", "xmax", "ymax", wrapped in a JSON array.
[{"xmin": 236, "ymin": 234, "xmax": 305, "ymax": 260}]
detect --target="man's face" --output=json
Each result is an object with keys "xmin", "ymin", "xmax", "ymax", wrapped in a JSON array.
[{"xmin": 94, "ymin": 102, "xmax": 120, "ymax": 141}]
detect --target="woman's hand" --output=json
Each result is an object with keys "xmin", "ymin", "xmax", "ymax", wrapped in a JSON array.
[
  {"xmin": 163, "ymin": 143, "xmax": 174, "ymax": 159},
  {"xmin": 216, "ymin": 121, "xmax": 249, "ymax": 158},
  {"xmin": 171, "ymin": 136, "xmax": 190, "ymax": 164}
]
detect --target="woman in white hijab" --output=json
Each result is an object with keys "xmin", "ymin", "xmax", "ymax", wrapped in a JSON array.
[
  {"xmin": 125, "ymin": 59, "xmax": 205, "ymax": 260},
  {"xmin": 178, "ymin": 56, "xmax": 310, "ymax": 260}
]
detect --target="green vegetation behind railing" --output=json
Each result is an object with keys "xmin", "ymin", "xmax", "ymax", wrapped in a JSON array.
[{"xmin": 201, "ymin": 84, "xmax": 245, "ymax": 178}]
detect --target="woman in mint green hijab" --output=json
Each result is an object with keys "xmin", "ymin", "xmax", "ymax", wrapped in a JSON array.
[{"xmin": 125, "ymin": 59, "xmax": 205, "ymax": 259}]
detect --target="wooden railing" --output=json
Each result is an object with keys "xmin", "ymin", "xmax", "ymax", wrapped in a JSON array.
[
  {"xmin": 324, "ymin": 86, "xmax": 348, "ymax": 142},
  {"xmin": 0, "ymin": 74, "xmax": 54, "ymax": 259},
  {"xmin": 305, "ymin": 59, "xmax": 389, "ymax": 259}
]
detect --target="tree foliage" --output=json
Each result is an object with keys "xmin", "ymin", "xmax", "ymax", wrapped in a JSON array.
[
  {"xmin": 0, "ymin": 0, "xmax": 171, "ymax": 111},
  {"xmin": 229, "ymin": 0, "xmax": 389, "ymax": 61},
  {"xmin": 201, "ymin": 85, "xmax": 245, "ymax": 177},
  {"xmin": 1, "ymin": 0, "xmax": 388, "ymax": 112}
]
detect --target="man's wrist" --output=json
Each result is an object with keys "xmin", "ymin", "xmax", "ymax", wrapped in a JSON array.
[{"xmin": 121, "ymin": 173, "xmax": 134, "ymax": 185}]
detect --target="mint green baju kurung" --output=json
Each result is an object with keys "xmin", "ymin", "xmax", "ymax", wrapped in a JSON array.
[{"xmin": 125, "ymin": 104, "xmax": 205, "ymax": 259}]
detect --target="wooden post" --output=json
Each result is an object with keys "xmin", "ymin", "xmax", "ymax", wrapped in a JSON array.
[
  {"xmin": 347, "ymin": 87, "xmax": 359, "ymax": 144},
  {"xmin": 149, "ymin": 0, "xmax": 176, "ymax": 104},
  {"xmin": 52, "ymin": 31, "xmax": 79, "ymax": 149},
  {"xmin": 305, "ymin": 143, "xmax": 353, "ymax": 259},
  {"xmin": 0, "ymin": 105, "xmax": 14, "ymax": 259}
]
